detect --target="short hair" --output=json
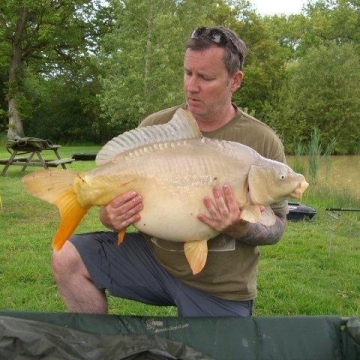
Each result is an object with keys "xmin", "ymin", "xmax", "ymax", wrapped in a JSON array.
[{"xmin": 186, "ymin": 26, "xmax": 247, "ymax": 75}]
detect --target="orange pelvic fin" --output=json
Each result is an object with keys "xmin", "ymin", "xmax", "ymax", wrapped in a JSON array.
[
  {"xmin": 184, "ymin": 239, "xmax": 208, "ymax": 275},
  {"xmin": 117, "ymin": 228, "xmax": 126, "ymax": 245},
  {"xmin": 22, "ymin": 169, "xmax": 90, "ymax": 250}
]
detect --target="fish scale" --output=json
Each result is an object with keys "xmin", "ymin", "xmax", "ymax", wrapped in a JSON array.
[{"xmin": 118, "ymin": 139, "xmax": 247, "ymax": 181}]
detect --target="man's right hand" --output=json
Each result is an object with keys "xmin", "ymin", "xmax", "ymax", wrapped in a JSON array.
[{"xmin": 99, "ymin": 191, "xmax": 143, "ymax": 232}]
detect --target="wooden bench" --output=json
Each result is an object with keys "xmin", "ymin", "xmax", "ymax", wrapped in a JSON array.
[{"xmin": 0, "ymin": 144, "xmax": 74, "ymax": 176}]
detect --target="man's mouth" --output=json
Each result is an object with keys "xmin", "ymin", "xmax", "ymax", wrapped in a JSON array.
[{"xmin": 187, "ymin": 97, "xmax": 201, "ymax": 104}]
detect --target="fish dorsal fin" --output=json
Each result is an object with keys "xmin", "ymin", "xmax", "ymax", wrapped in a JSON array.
[{"xmin": 96, "ymin": 108, "xmax": 201, "ymax": 165}]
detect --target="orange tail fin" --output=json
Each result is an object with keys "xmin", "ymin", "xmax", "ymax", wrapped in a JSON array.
[{"xmin": 22, "ymin": 169, "xmax": 90, "ymax": 250}]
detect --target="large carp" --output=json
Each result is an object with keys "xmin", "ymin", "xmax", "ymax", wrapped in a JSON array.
[{"xmin": 23, "ymin": 109, "xmax": 308, "ymax": 274}]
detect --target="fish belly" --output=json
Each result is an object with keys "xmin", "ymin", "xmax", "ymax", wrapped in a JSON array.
[{"xmin": 133, "ymin": 184, "xmax": 219, "ymax": 242}]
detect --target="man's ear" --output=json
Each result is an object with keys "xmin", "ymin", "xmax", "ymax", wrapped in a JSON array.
[{"xmin": 231, "ymin": 71, "xmax": 244, "ymax": 92}]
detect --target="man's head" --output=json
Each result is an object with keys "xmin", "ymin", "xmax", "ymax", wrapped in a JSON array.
[
  {"xmin": 183, "ymin": 26, "xmax": 247, "ymax": 127},
  {"xmin": 186, "ymin": 26, "xmax": 247, "ymax": 76}
]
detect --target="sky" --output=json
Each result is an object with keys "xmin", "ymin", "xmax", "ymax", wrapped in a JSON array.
[{"xmin": 251, "ymin": 0, "xmax": 307, "ymax": 16}]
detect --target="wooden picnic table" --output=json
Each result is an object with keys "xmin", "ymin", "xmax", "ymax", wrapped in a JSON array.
[{"xmin": 0, "ymin": 143, "xmax": 74, "ymax": 176}]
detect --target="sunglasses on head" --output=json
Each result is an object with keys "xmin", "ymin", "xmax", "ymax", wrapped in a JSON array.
[{"xmin": 191, "ymin": 27, "xmax": 243, "ymax": 65}]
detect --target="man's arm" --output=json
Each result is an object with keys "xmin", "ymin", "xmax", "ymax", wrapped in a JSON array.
[
  {"xmin": 233, "ymin": 216, "xmax": 286, "ymax": 246},
  {"xmin": 197, "ymin": 184, "xmax": 286, "ymax": 245}
]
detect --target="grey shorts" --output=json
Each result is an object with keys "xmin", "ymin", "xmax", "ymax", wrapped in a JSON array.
[{"xmin": 70, "ymin": 232, "xmax": 253, "ymax": 317}]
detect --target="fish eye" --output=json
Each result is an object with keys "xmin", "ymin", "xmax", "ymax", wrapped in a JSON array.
[{"xmin": 279, "ymin": 173, "xmax": 286, "ymax": 180}]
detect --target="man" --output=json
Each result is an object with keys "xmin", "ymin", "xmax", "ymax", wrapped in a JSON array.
[{"xmin": 52, "ymin": 26, "xmax": 287, "ymax": 317}]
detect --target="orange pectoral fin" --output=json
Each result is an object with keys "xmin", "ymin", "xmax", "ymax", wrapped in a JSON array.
[
  {"xmin": 240, "ymin": 205, "xmax": 276, "ymax": 227},
  {"xmin": 259, "ymin": 206, "xmax": 276, "ymax": 226},
  {"xmin": 184, "ymin": 239, "xmax": 208, "ymax": 275},
  {"xmin": 240, "ymin": 205, "xmax": 262, "ymax": 223}
]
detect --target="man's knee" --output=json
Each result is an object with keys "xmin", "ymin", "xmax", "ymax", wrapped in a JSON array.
[{"xmin": 51, "ymin": 239, "xmax": 85, "ymax": 281}]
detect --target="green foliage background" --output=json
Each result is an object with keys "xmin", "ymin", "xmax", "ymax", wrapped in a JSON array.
[{"xmin": 0, "ymin": 0, "xmax": 360, "ymax": 153}]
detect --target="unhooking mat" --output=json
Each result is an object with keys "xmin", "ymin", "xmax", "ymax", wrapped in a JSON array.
[{"xmin": 0, "ymin": 312, "xmax": 359, "ymax": 360}]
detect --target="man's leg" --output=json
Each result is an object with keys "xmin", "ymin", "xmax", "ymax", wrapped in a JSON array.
[
  {"xmin": 52, "ymin": 231, "xmax": 253, "ymax": 317},
  {"xmin": 52, "ymin": 231, "xmax": 175, "ymax": 314},
  {"xmin": 51, "ymin": 241, "xmax": 108, "ymax": 313}
]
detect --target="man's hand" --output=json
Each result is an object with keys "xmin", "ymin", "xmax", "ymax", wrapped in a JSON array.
[
  {"xmin": 197, "ymin": 184, "xmax": 250, "ymax": 238},
  {"xmin": 198, "ymin": 184, "xmax": 286, "ymax": 245},
  {"xmin": 99, "ymin": 191, "xmax": 143, "ymax": 232}
]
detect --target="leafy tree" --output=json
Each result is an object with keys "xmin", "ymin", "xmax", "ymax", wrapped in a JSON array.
[
  {"xmin": 300, "ymin": 0, "xmax": 360, "ymax": 53},
  {"xmin": 251, "ymin": 1, "xmax": 360, "ymax": 154},
  {"xmin": 231, "ymin": 12, "xmax": 288, "ymax": 119},
  {"xmin": 264, "ymin": 1, "xmax": 360, "ymax": 59},
  {"xmin": 24, "ymin": 58, "xmax": 112, "ymax": 144},
  {"xmin": 100, "ymin": 0, "xmax": 289, "ymax": 130},
  {"xmin": 263, "ymin": 13, "xmax": 310, "ymax": 60},
  {"xmin": 207, "ymin": 1, "xmax": 287, "ymax": 117},
  {"xmin": 0, "ymin": 0, "xmax": 111, "ymax": 139},
  {"xmin": 100, "ymin": 0, "xmax": 224, "ymax": 132},
  {"xmin": 267, "ymin": 42, "xmax": 360, "ymax": 154}
]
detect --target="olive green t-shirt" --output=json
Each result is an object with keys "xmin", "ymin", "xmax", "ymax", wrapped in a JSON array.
[{"xmin": 138, "ymin": 104, "xmax": 287, "ymax": 301}]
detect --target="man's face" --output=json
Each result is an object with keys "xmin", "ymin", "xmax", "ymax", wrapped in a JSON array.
[{"xmin": 183, "ymin": 46, "xmax": 242, "ymax": 122}]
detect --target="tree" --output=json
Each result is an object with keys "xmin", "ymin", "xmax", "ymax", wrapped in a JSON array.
[
  {"xmin": 99, "ymin": 0, "xmax": 224, "ymax": 132},
  {"xmin": 267, "ymin": 42, "xmax": 360, "ymax": 154},
  {"xmin": 230, "ymin": 12, "xmax": 288, "ymax": 119},
  {"xmin": 264, "ymin": 1, "xmax": 360, "ymax": 60},
  {"xmin": 24, "ymin": 58, "xmax": 111, "ymax": 144},
  {"xmin": 263, "ymin": 13, "xmax": 310, "ymax": 60},
  {"xmin": 198, "ymin": 0, "xmax": 290, "ymax": 119},
  {"xmin": 0, "ymin": 69, "xmax": 7, "ymax": 133},
  {"xmin": 300, "ymin": 0, "xmax": 360, "ymax": 53},
  {"xmin": 100, "ymin": 0, "xmax": 289, "ymax": 130},
  {"xmin": 0, "ymin": 0, "xmax": 111, "ymax": 139}
]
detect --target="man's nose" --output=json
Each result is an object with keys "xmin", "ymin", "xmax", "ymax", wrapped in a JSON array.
[{"xmin": 185, "ymin": 76, "xmax": 199, "ymax": 92}]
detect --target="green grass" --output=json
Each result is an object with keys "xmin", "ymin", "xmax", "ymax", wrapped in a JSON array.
[
  {"xmin": 257, "ymin": 186, "xmax": 360, "ymax": 317},
  {"xmin": 0, "ymin": 145, "xmax": 359, "ymax": 318}
]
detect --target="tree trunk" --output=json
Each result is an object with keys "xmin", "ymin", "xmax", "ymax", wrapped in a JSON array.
[
  {"xmin": 7, "ymin": 96, "xmax": 24, "ymax": 139},
  {"xmin": 7, "ymin": 8, "xmax": 27, "ymax": 140}
]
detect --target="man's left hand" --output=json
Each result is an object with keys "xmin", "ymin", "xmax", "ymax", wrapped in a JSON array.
[{"xmin": 197, "ymin": 184, "xmax": 249, "ymax": 238}]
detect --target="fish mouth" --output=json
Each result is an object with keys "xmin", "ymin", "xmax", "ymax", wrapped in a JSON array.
[{"xmin": 290, "ymin": 179, "xmax": 309, "ymax": 199}]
